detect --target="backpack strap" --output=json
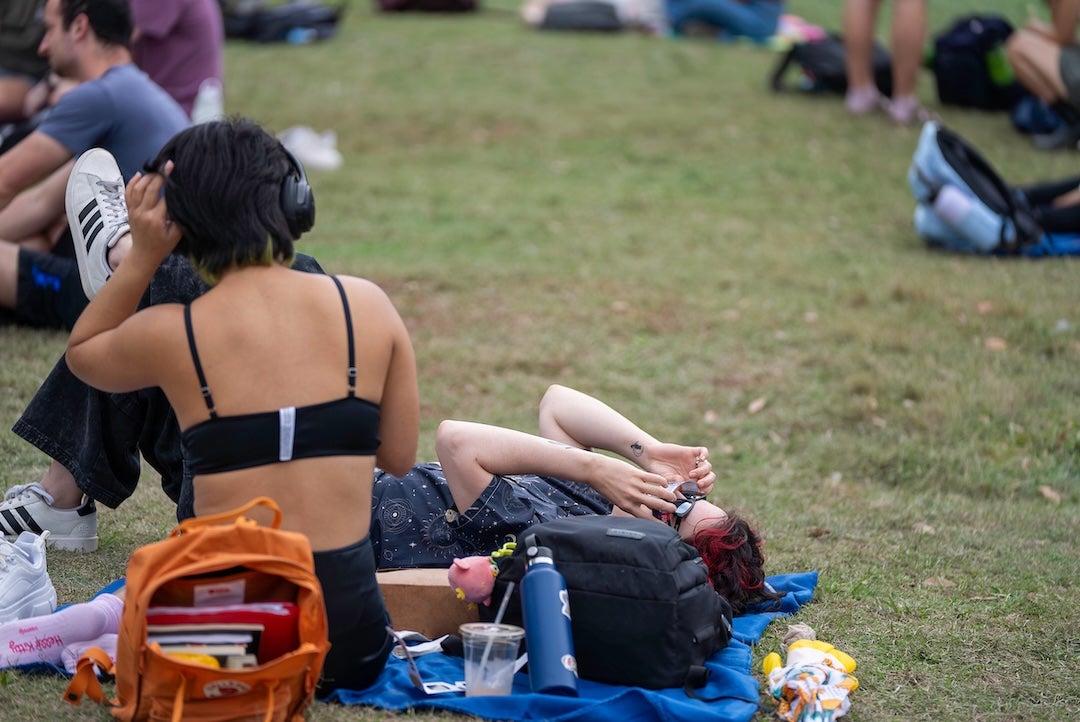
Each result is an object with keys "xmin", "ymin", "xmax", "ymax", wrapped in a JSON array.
[
  {"xmin": 682, "ymin": 664, "xmax": 723, "ymax": 700},
  {"xmin": 169, "ymin": 676, "xmax": 188, "ymax": 722},
  {"xmin": 165, "ymin": 675, "xmax": 279, "ymax": 722},
  {"xmin": 769, "ymin": 46, "xmax": 799, "ymax": 93},
  {"xmin": 64, "ymin": 647, "xmax": 117, "ymax": 707},
  {"xmin": 937, "ymin": 124, "xmax": 1038, "ymax": 253}
]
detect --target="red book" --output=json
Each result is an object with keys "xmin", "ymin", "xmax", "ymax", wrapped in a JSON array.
[{"xmin": 146, "ymin": 602, "xmax": 300, "ymax": 664}]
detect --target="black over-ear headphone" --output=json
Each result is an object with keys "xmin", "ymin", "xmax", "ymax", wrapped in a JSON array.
[{"xmin": 280, "ymin": 147, "xmax": 315, "ymax": 239}]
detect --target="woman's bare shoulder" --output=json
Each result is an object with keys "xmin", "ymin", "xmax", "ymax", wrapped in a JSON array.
[{"xmin": 329, "ymin": 273, "xmax": 398, "ymax": 305}]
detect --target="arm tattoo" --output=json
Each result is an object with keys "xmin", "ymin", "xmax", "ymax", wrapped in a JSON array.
[{"xmin": 630, "ymin": 442, "xmax": 643, "ymax": 458}]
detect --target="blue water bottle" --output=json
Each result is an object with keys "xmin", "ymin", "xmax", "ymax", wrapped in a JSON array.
[{"xmin": 520, "ymin": 544, "xmax": 578, "ymax": 696}]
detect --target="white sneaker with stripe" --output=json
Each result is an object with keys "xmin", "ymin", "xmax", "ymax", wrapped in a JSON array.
[
  {"xmin": 0, "ymin": 484, "xmax": 98, "ymax": 553},
  {"xmin": 66, "ymin": 147, "xmax": 130, "ymax": 300}
]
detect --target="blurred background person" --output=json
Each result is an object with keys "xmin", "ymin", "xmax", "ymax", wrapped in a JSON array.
[
  {"xmin": 1005, "ymin": 0, "xmax": 1080, "ymax": 149},
  {"xmin": 666, "ymin": 0, "xmax": 783, "ymax": 44},
  {"xmin": 0, "ymin": 0, "xmax": 49, "ymax": 122},
  {"xmin": 130, "ymin": 0, "xmax": 225, "ymax": 122},
  {"xmin": 843, "ymin": 0, "xmax": 929, "ymax": 125}
]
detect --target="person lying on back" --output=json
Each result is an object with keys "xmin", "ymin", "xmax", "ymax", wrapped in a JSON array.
[{"xmin": 372, "ymin": 384, "xmax": 783, "ymax": 614}]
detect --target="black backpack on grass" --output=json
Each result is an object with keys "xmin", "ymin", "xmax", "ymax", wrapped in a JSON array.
[
  {"xmin": 479, "ymin": 515, "xmax": 733, "ymax": 692},
  {"xmin": 931, "ymin": 14, "xmax": 1023, "ymax": 111},
  {"xmin": 770, "ymin": 33, "xmax": 893, "ymax": 96}
]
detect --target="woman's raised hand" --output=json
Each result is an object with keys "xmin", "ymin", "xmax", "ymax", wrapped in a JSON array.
[
  {"xmin": 589, "ymin": 455, "xmax": 676, "ymax": 519},
  {"xmin": 126, "ymin": 162, "xmax": 182, "ymax": 262},
  {"xmin": 639, "ymin": 442, "xmax": 715, "ymax": 496}
]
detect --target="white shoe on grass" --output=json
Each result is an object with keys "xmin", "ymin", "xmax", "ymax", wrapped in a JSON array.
[
  {"xmin": 66, "ymin": 147, "xmax": 129, "ymax": 300},
  {"xmin": 0, "ymin": 483, "xmax": 98, "ymax": 553},
  {"xmin": 0, "ymin": 531, "xmax": 58, "ymax": 623}
]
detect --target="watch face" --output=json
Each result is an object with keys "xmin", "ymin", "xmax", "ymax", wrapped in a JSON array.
[{"xmin": 674, "ymin": 499, "xmax": 695, "ymax": 518}]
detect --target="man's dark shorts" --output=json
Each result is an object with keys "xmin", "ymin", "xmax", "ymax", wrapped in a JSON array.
[{"xmin": 14, "ymin": 248, "xmax": 88, "ymax": 330}]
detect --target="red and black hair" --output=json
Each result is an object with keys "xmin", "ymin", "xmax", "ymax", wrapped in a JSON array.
[{"xmin": 692, "ymin": 514, "xmax": 784, "ymax": 615}]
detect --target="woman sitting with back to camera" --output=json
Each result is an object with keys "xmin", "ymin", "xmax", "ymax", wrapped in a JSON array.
[
  {"xmin": 371, "ymin": 383, "xmax": 783, "ymax": 615},
  {"xmin": 63, "ymin": 118, "xmax": 421, "ymax": 694}
]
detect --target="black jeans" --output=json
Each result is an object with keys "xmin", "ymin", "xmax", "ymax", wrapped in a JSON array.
[{"xmin": 12, "ymin": 253, "xmax": 325, "ymax": 520}]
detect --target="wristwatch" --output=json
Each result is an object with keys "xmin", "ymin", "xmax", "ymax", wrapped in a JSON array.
[{"xmin": 672, "ymin": 484, "xmax": 706, "ymax": 532}]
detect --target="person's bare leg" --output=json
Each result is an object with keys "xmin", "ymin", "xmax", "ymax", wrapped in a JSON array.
[
  {"xmin": 842, "ymin": 0, "xmax": 878, "ymax": 88},
  {"xmin": 889, "ymin": 0, "xmax": 928, "ymax": 100},
  {"xmin": 39, "ymin": 461, "xmax": 86, "ymax": 509},
  {"xmin": 0, "ymin": 458, "xmax": 98, "ymax": 551},
  {"xmin": 1006, "ymin": 29, "xmax": 1068, "ymax": 103},
  {"xmin": 107, "ymin": 232, "xmax": 132, "ymax": 271},
  {"xmin": 842, "ymin": 0, "xmax": 882, "ymax": 113},
  {"xmin": 880, "ymin": 0, "xmax": 930, "ymax": 123},
  {"xmin": 1007, "ymin": 25, "xmax": 1080, "ymax": 148},
  {"xmin": 0, "ymin": 241, "xmax": 17, "ymax": 309}
]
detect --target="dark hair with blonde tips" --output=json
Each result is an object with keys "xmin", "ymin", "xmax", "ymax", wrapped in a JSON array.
[
  {"xmin": 692, "ymin": 514, "xmax": 784, "ymax": 615},
  {"xmin": 145, "ymin": 117, "xmax": 296, "ymax": 282}
]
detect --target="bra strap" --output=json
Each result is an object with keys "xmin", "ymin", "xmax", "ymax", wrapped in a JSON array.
[
  {"xmin": 330, "ymin": 276, "xmax": 357, "ymax": 397},
  {"xmin": 183, "ymin": 305, "xmax": 218, "ymax": 418}
]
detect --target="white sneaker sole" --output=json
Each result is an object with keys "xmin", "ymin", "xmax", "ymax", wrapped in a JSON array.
[
  {"xmin": 3, "ymin": 532, "xmax": 99, "ymax": 553},
  {"xmin": 47, "ymin": 533, "xmax": 99, "ymax": 553},
  {"xmin": 67, "ymin": 148, "xmax": 123, "ymax": 300}
]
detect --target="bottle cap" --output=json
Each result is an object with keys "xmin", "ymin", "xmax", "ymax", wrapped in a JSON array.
[{"xmin": 527, "ymin": 545, "xmax": 554, "ymax": 563}]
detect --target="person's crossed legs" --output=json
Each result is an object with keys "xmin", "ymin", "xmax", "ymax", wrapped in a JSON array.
[
  {"xmin": 1007, "ymin": 26, "xmax": 1080, "ymax": 150},
  {"xmin": 1, "ymin": 150, "xmax": 185, "ymax": 551},
  {"xmin": 3, "ymin": 148, "xmax": 325, "ymax": 550},
  {"xmin": 0, "ymin": 163, "xmax": 91, "ymax": 329}
]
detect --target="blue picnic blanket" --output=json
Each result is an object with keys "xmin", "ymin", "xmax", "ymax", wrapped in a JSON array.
[{"xmin": 327, "ymin": 571, "xmax": 819, "ymax": 722}]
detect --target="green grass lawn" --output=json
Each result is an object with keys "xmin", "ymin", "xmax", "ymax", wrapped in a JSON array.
[{"xmin": 1, "ymin": 0, "xmax": 1077, "ymax": 719}]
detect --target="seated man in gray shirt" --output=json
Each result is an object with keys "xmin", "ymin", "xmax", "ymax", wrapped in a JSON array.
[{"xmin": 0, "ymin": 0, "xmax": 188, "ymax": 330}]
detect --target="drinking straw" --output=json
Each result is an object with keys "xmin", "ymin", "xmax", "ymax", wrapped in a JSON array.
[
  {"xmin": 493, "ymin": 581, "xmax": 515, "ymax": 625},
  {"xmin": 478, "ymin": 581, "xmax": 516, "ymax": 676}
]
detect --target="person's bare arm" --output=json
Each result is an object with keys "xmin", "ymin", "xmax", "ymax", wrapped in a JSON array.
[
  {"xmin": 0, "ymin": 162, "xmax": 70, "ymax": 244},
  {"xmin": 0, "ymin": 131, "xmax": 72, "ymax": 213},
  {"xmin": 366, "ymin": 283, "xmax": 420, "ymax": 477},
  {"xmin": 66, "ymin": 170, "xmax": 180, "ymax": 392},
  {"xmin": 537, "ymin": 384, "xmax": 715, "ymax": 494},
  {"xmin": 435, "ymin": 419, "xmax": 677, "ymax": 518}
]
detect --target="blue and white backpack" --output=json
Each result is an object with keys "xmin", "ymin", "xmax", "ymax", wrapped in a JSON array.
[{"xmin": 908, "ymin": 121, "xmax": 1080, "ymax": 257}]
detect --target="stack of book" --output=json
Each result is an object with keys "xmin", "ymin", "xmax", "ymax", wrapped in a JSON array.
[{"xmin": 147, "ymin": 601, "xmax": 300, "ymax": 669}]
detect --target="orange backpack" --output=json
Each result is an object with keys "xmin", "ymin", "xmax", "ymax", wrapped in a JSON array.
[{"xmin": 65, "ymin": 497, "xmax": 330, "ymax": 722}]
